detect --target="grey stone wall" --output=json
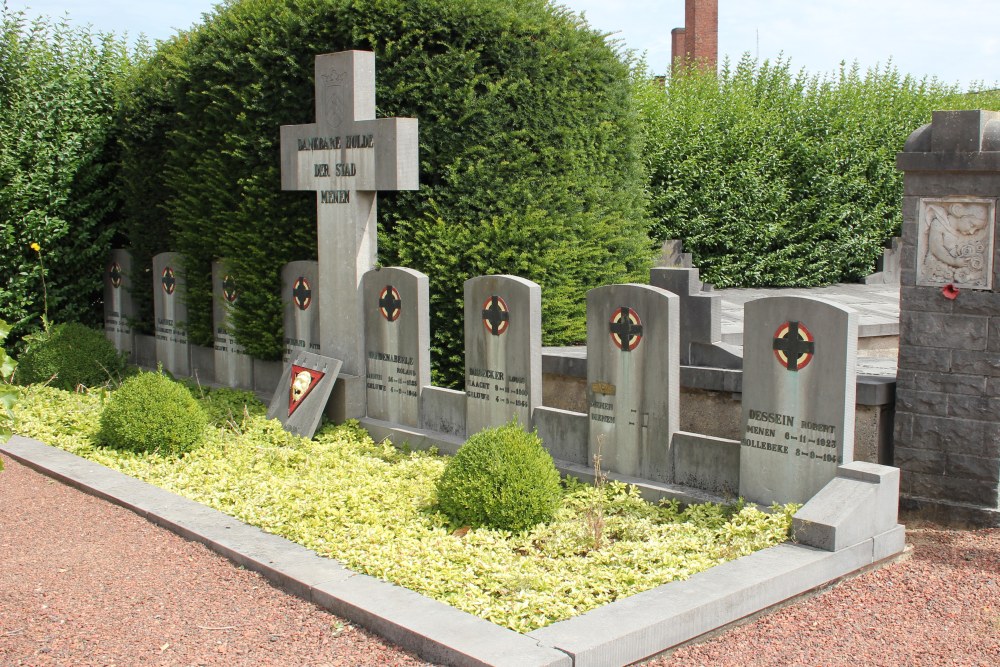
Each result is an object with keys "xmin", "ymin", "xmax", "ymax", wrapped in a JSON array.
[{"xmin": 895, "ymin": 110, "xmax": 1000, "ymax": 526}]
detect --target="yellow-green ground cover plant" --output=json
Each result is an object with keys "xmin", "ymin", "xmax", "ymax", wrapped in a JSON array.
[{"xmin": 13, "ymin": 383, "xmax": 796, "ymax": 632}]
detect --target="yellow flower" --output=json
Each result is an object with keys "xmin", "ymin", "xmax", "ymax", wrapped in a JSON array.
[{"xmin": 30, "ymin": 242, "xmax": 40, "ymax": 252}]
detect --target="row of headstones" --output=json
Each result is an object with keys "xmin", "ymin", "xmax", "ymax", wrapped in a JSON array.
[
  {"xmin": 104, "ymin": 250, "xmax": 858, "ymax": 506},
  {"xmin": 105, "ymin": 250, "xmax": 322, "ymax": 384}
]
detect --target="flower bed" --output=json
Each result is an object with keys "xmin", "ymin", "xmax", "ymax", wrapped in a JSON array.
[{"xmin": 13, "ymin": 384, "xmax": 795, "ymax": 632}]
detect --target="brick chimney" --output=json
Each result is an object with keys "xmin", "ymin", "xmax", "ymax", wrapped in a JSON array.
[{"xmin": 671, "ymin": 0, "xmax": 718, "ymax": 74}]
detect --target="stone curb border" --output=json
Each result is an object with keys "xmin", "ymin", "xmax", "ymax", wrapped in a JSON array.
[{"xmin": 2, "ymin": 435, "xmax": 904, "ymax": 667}]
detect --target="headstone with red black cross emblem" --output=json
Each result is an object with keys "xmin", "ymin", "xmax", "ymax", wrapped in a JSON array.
[
  {"xmin": 281, "ymin": 261, "xmax": 321, "ymax": 362},
  {"xmin": 361, "ymin": 266, "xmax": 430, "ymax": 426},
  {"xmin": 279, "ymin": 51, "xmax": 418, "ymax": 418},
  {"xmin": 103, "ymin": 249, "xmax": 135, "ymax": 358},
  {"xmin": 152, "ymin": 252, "xmax": 190, "ymax": 376},
  {"xmin": 586, "ymin": 284, "xmax": 680, "ymax": 482},
  {"xmin": 212, "ymin": 260, "xmax": 254, "ymax": 389},
  {"xmin": 464, "ymin": 275, "xmax": 542, "ymax": 435},
  {"xmin": 739, "ymin": 296, "xmax": 858, "ymax": 505}
]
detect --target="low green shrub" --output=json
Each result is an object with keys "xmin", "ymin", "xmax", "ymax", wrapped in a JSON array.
[
  {"xmin": 15, "ymin": 322, "xmax": 126, "ymax": 390},
  {"xmin": 98, "ymin": 371, "xmax": 207, "ymax": 454},
  {"xmin": 437, "ymin": 422, "xmax": 562, "ymax": 532}
]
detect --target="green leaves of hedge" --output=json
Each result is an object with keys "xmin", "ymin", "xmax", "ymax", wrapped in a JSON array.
[
  {"xmin": 0, "ymin": 7, "xmax": 136, "ymax": 345},
  {"xmin": 116, "ymin": 0, "xmax": 652, "ymax": 383},
  {"xmin": 638, "ymin": 56, "xmax": 1000, "ymax": 288}
]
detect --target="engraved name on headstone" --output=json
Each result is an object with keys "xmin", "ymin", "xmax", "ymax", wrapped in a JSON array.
[
  {"xmin": 212, "ymin": 260, "xmax": 254, "ymax": 389},
  {"xmin": 739, "ymin": 296, "xmax": 858, "ymax": 505},
  {"xmin": 279, "ymin": 50, "xmax": 419, "ymax": 392},
  {"xmin": 103, "ymin": 249, "xmax": 135, "ymax": 358},
  {"xmin": 586, "ymin": 284, "xmax": 680, "ymax": 482},
  {"xmin": 362, "ymin": 266, "xmax": 430, "ymax": 426},
  {"xmin": 151, "ymin": 252, "xmax": 190, "ymax": 377},
  {"xmin": 464, "ymin": 275, "xmax": 542, "ymax": 435},
  {"xmin": 281, "ymin": 260, "xmax": 321, "ymax": 361}
]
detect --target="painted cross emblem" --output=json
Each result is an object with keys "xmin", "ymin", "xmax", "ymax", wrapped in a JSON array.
[
  {"xmin": 222, "ymin": 275, "xmax": 239, "ymax": 304},
  {"xmin": 378, "ymin": 285, "xmax": 402, "ymax": 322},
  {"xmin": 482, "ymin": 295, "xmax": 510, "ymax": 336},
  {"xmin": 609, "ymin": 306, "xmax": 643, "ymax": 351},
  {"xmin": 773, "ymin": 321, "xmax": 815, "ymax": 371},
  {"xmin": 108, "ymin": 262, "xmax": 122, "ymax": 289},
  {"xmin": 289, "ymin": 365, "xmax": 325, "ymax": 416},
  {"xmin": 292, "ymin": 277, "xmax": 312, "ymax": 311},
  {"xmin": 161, "ymin": 267, "xmax": 176, "ymax": 295}
]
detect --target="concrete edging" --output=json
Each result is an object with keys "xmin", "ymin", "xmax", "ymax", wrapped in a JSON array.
[{"xmin": 2, "ymin": 435, "xmax": 903, "ymax": 667}]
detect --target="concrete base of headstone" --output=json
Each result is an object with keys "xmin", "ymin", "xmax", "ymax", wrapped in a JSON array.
[
  {"xmin": 793, "ymin": 462, "xmax": 901, "ymax": 551},
  {"xmin": 672, "ymin": 432, "xmax": 740, "ymax": 497},
  {"xmin": 361, "ymin": 417, "xmax": 465, "ymax": 456},
  {"xmin": 419, "ymin": 386, "xmax": 466, "ymax": 438},
  {"xmin": 325, "ymin": 374, "xmax": 366, "ymax": 422},
  {"xmin": 533, "ymin": 406, "xmax": 588, "ymax": 466},
  {"xmin": 253, "ymin": 359, "xmax": 284, "ymax": 395},
  {"xmin": 189, "ymin": 345, "xmax": 215, "ymax": 383},
  {"xmin": 133, "ymin": 334, "xmax": 157, "ymax": 369}
]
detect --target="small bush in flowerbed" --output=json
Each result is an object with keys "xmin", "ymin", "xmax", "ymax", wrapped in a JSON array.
[
  {"xmin": 437, "ymin": 422, "xmax": 563, "ymax": 532},
  {"xmin": 97, "ymin": 371, "xmax": 208, "ymax": 455},
  {"xmin": 15, "ymin": 322, "xmax": 126, "ymax": 390}
]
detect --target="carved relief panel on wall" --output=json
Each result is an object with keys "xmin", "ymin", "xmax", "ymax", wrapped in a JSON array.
[{"xmin": 916, "ymin": 197, "xmax": 996, "ymax": 290}]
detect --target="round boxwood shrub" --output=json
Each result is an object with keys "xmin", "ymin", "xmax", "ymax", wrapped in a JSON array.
[
  {"xmin": 437, "ymin": 423, "xmax": 562, "ymax": 532},
  {"xmin": 98, "ymin": 372, "xmax": 208, "ymax": 455},
  {"xmin": 16, "ymin": 322, "xmax": 126, "ymax": 390}
]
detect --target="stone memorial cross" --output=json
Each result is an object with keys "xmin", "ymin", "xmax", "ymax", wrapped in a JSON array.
[{"xmin": 280, "ymin": 51, "xmax": 418, "ymax": 378}]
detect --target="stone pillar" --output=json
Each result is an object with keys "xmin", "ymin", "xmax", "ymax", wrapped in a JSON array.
[{"xmin": 895, "ymin": 109, "xmax": 1000, "ymax": 526}]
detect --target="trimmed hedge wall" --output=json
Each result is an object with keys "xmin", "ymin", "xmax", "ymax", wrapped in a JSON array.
[
  {"xmin": 637, "ymin": 56, "xmax": 1000, "ymax": 288},
  {"xmin": 117, "ymin": 0, "xmax": 652, "ymax": 385},
  {"xmin": 0, "ymin": 7, "xmax": 134, "ymax": 346}
]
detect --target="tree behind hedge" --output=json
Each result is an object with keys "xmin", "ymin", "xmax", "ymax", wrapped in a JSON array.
[
  {"xmin": 0, "ymin": 7, "xmax": 135, "ymax": 346},
  {"xmin": 118, "ymin": 0, "xmax": 652, "ymax": 385},
  {"xmin": 637, "ymin": 55, "xmax": 1000, "ymax": 288}
]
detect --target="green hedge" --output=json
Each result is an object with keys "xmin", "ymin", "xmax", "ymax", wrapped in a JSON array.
[
  {"xmin": 117, "ymin": 0, "xmax": 652, "ymax": 385},
  {"xmin": 637, "ymin": 56, "xmax": 1000, "ymax": 288},
  {"xmin": 0, "ymin": 7, "xmax": 136, "ymax": 346}
]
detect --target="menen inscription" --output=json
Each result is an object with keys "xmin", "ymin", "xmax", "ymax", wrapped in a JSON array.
[{"xmin": 916, "ymin": 197, "xmax": 995, "ymax": 289}]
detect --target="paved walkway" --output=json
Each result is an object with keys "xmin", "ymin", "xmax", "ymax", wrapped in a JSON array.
[{"xmin": 718, "ymin": 283, "xmax": 900, "ymax": 345}]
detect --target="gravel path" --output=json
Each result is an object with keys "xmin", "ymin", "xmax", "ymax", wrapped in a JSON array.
[
  {"xmin": 3, "ymin": 452, "xmax": 999, "ymax": 666},
  {"xmin": 0, "ymin": 455, "xmax": 432, "ymax": 667}
]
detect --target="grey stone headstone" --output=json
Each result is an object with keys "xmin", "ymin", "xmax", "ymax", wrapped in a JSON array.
[
  {"xmin": 586, "ymin": 284, "xmax": 680, "ymax": 482},
  {"xmin": 103, "ymin": 249, "xmax": 135, "ymax": 358},
  {"xmin": 212, "ymin": 260, "xmax": 254, "ymax": 389},
  {"xmin": 151, "ymin": 252, "xmax": 190, "ymax": 377},
  {"xmin": 281, "ymin": 261, "xmax": 321, "ymax": 361},
  {"xmin": 362, "ymin": 266, "xmax": 430, "ymax": 426},
  {"xmin": 739, "ymin": 296, "xmax": 858, "ymax": 505},
  {"xmin": 464, "ymin": 275, "xmax": 542, "ymax": 435},
  {"xmin": 279, "ymin": 50, "xmax": 419, "ymax": 386},
  {"xmin": 265, "ymin": 350, "xmax": 343, "ymax": 439}
]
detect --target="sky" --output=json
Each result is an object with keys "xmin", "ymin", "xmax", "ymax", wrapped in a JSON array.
[{"xmin": 4, "ymin": 0, "xmax": 998, "ymax": 90}]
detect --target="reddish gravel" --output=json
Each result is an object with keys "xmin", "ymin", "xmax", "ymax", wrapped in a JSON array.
[
  {"xmin": 3, "ymin": 452, "xmax": 999, "ymax": 667},
  {"xmin": 0, "ymin": 455, "xmax": 433, "ymax": 667},
  {"xmin": 648, "ymin": 524, "xmax": 1000, "ymax": 667}
]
